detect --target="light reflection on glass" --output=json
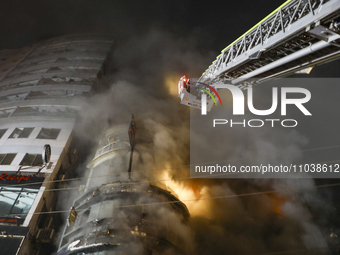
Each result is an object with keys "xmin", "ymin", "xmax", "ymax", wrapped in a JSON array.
[{"xmin": 0, "ymin": 186, "xmax": 38, "ymax": 219}]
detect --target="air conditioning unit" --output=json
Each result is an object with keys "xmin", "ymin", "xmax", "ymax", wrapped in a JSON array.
[{"xmin": 36, "ymin": 228, "xmax": 54, "ymax": 243}]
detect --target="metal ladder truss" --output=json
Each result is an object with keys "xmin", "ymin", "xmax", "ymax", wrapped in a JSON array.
[{"xmin": 201, "ymin": 0, "xmax": 340, "ymax": 88}]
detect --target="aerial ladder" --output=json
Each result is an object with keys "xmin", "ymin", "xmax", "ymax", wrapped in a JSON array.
[{"xmin": 179, "ymin": 0, "xmax": 340, "ymax": 112}]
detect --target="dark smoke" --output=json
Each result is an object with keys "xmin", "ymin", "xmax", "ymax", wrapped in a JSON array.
[
  {"xmin": 67, "ymin": 29, "xmax": 338, "ymax": 254},
  {"xmin": 0, "ymin": 0, "xmax": 338, "ymax": 253}
]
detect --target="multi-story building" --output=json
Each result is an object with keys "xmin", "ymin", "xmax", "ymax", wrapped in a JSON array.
[
  {"xmin": 57, "ymin": 122, "xmax": 190, "ymax": 255},
  {"xmin": 0, "ymin": 34, "xmax": 113, "ymax": 255}
]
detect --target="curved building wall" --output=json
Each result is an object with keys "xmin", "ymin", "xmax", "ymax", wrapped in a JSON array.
[
  {"xmin": 0, "ymin": 34, "xmax": 113, "ymax": 175},
  {"xmin": 0, "ymin": 34, "xmax": 112, "ymax": 113},
  {"xmin": 0, "ymin": 34, "xmax": 113, "ymax": 255},
  {"xmin": 57, "ymin": 121, "xmax": 190, "ymax": 255}
]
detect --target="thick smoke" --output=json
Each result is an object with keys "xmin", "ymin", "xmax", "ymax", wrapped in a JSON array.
[{"xmin": 70, "ymin": 30, "xmax": 334, "ymax": 254}]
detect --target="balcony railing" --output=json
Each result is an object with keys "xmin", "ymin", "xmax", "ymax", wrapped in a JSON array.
[{"xmin": 95, "ymin": 141, "xmax": 130, "ymax": 159}]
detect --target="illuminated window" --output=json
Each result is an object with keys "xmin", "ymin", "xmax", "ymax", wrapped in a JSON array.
[
  {"xmin": 0, "ymin": 129, "xmax": 7, "ymax": 139},
  {"xmin": 9, "ymin": 128, "xmax": 34, "ymax": 138},
  {"xmin": 0, "ymin": 153, "xmax": 16, "ymax": 165},
  {"xmin": 20, "ymin": 154, "xmax": 43, "ymax": 166},
  {"xmin": 36, "ymin": 128, "xmax": 61, "ymax": 139}
]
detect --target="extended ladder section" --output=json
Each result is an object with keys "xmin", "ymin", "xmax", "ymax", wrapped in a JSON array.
[{"xmin": 200, "ymin": 0, "xmax": 340, "ymax": 88}]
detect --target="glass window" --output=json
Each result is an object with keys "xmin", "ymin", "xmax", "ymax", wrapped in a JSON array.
[
  {"xmin": 36, "ymin": 128, "xmax": 61, "ymax": 139},
  {"xmin": 0, "ymin": 153, "xmax": 16, "ymax": 165},
  {"xmin": 0, "ymin": 187, "xmax": 38, "ymax": 219},
  {"xmin": 0, "ymin": 129, "xmax": 7, "ymax": 138},
  {"xmin": 9, "ymin": 128, "xmax": 34, "ymax": 138},
  {"xmin": 20, "ymin": 153, "xmax": 43, "ymax": 166}
]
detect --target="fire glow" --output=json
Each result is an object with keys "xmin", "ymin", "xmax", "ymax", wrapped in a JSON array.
[{"xmin": 161, "ymin": 171, "xmax": 214, "ymax": 219}]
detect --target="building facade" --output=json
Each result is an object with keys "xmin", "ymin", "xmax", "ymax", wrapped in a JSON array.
[
  {"xmin": 0, "ymin": 34, "xmax": 113, "ymax": 255},
  {"xmin": 57, "ymin": 123, "xmax": 190, "ymax": 255}
]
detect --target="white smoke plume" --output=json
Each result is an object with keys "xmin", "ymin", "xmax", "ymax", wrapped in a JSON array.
[{"xmin": 63, "ymin": 29, "xmax": 335, "ymax": 254}]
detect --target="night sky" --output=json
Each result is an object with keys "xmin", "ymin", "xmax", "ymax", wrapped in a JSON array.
[
  {"xmin": 0, "ymin": 0, "xmax": 335, "ymax": 72},
  {"xmin": 1, "ymin": 0, "xmax": 339, "ymax": 74}
]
